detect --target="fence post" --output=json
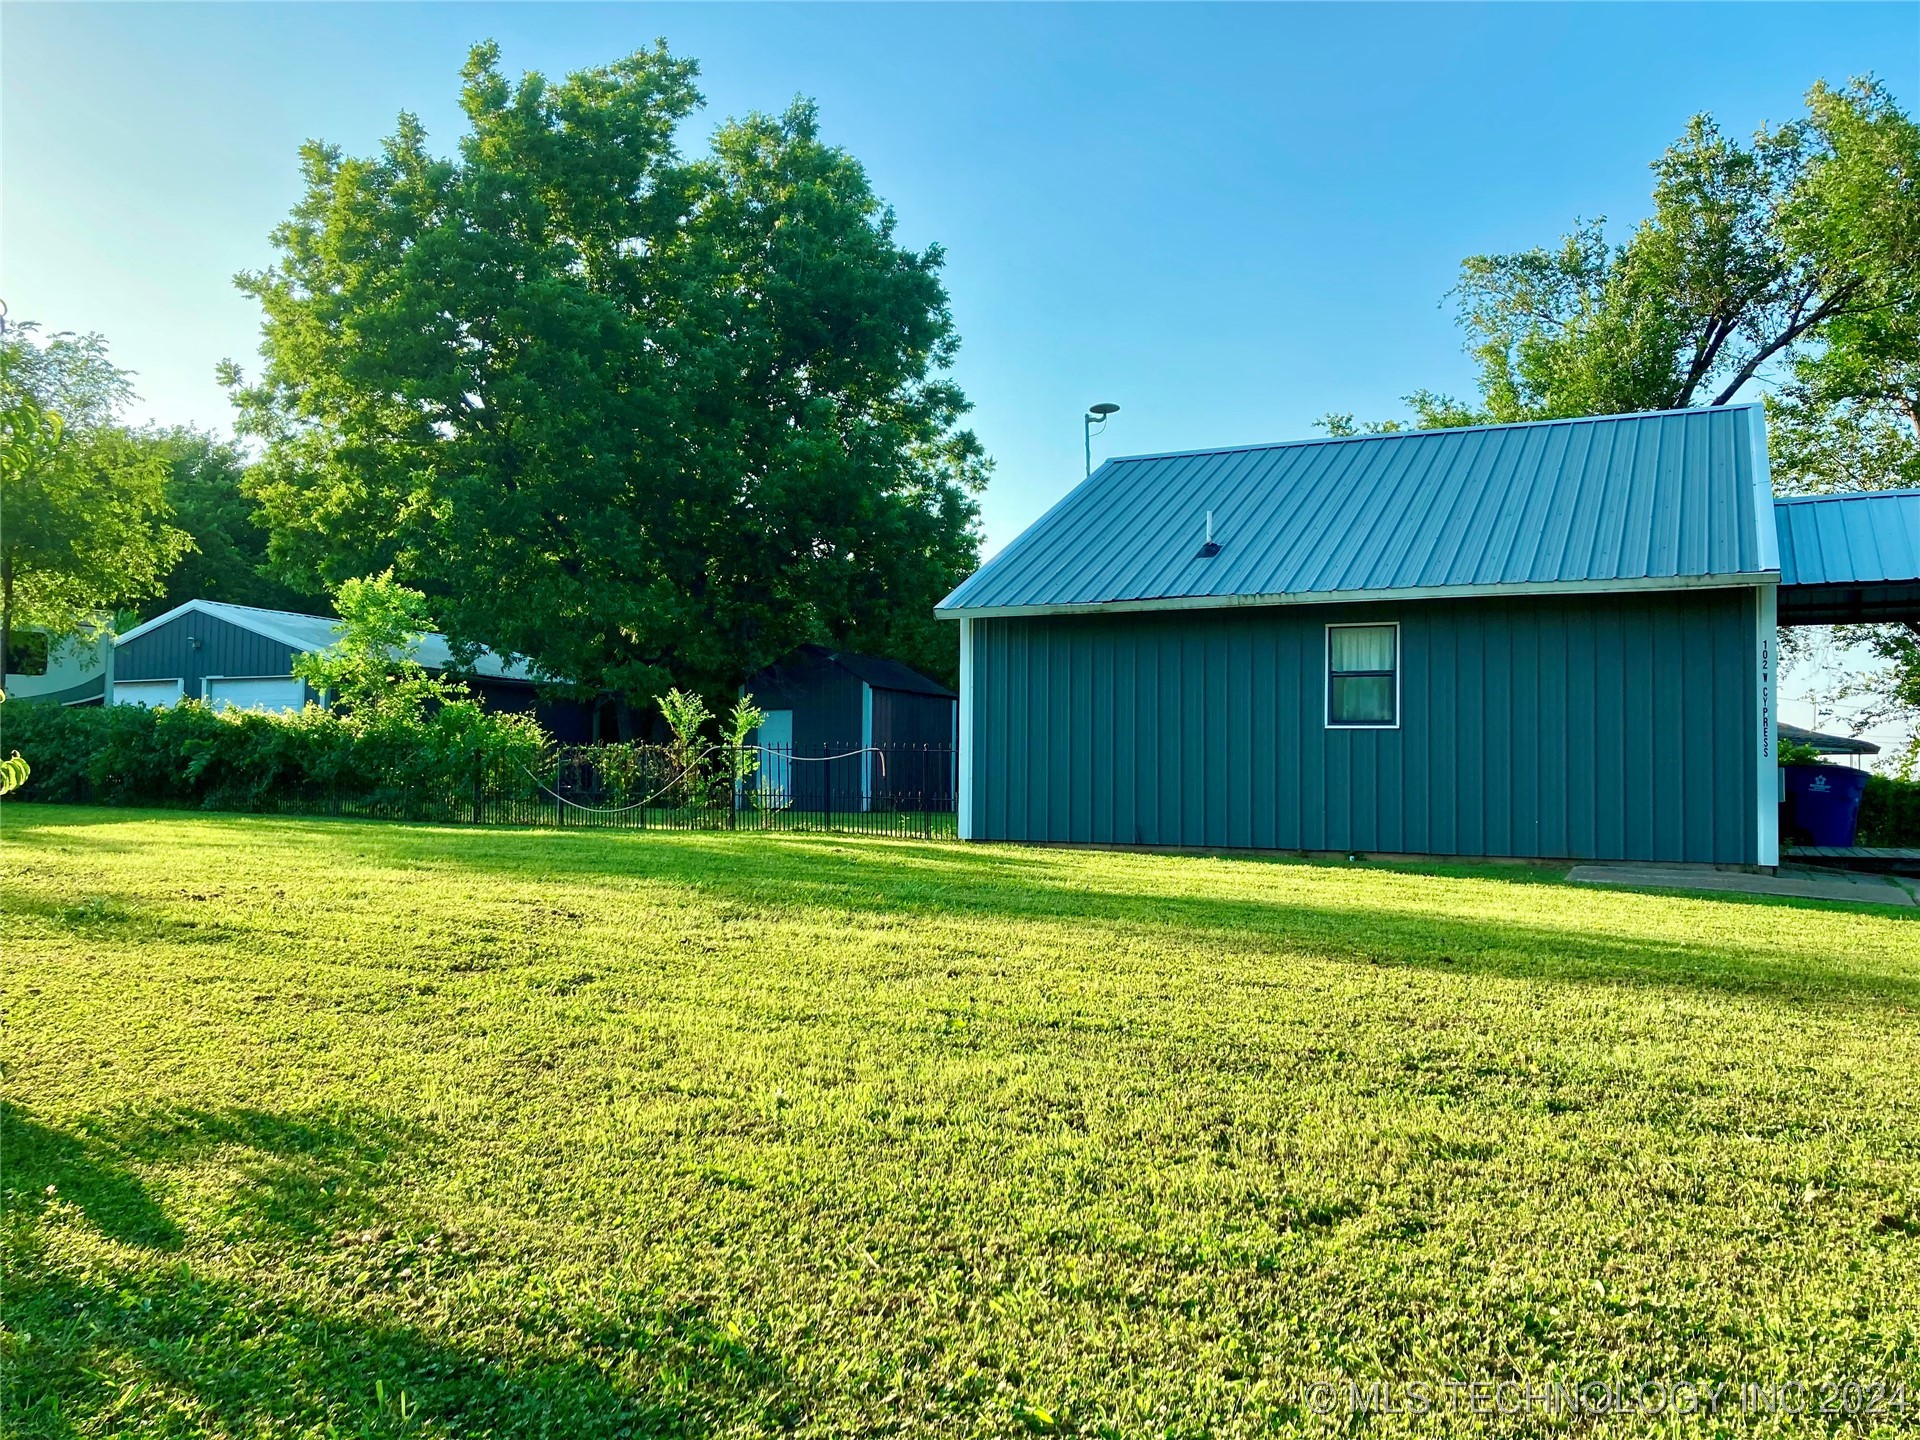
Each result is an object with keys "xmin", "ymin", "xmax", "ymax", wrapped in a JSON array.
[
  {"xmin": 471, "ymin": 749, "xmax": 484, "ymax": 826},
  {"xmin": 822, "ymin": 742, "xmax": 832, "ymax": 834},
  {"xmin": 554, "ymin": 757, "xmax": 565, "ymax": 828},
  {"xmin": 728, "ymin": 746, "xmax": 738, "ymax": 831}
]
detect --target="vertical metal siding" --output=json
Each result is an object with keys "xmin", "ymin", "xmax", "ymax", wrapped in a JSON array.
[
  {"xmin": 115, "ymin": 613, "xmax": 299, "ymax": 699},
  {"xmin": 969, "ymin": 590, "xmax": 1758, "ymax": 864}
]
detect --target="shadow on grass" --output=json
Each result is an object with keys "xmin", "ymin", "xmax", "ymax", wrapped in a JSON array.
[
  {"xmin": 13, "ymin": 806, "xmax": 1919, "ymax": 1011},
  {"xmin": 1, "ymin": 1104, "xmax": 181, "ymax": 1250},
  {"xmin": 2, "ymin": 1099, "xmax": 789, "ymax": 1437},
  {"xmin": 5, "ymin": 1265, "xmax": 786, "ymax": 1440},
  {"xmin": 1, "ymin": 1101, "xmax": 421, "ymax": 1248},
  {"xmin": 376, "ymin": 826, "xmax": 1920, "ymax": 1011}
]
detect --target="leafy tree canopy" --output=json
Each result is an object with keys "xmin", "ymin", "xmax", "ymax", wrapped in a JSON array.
[
  {"xmin": 229, "ymin": 41, "xmax": 987, "ymax": 727},
  {"xmin": 0, "ymin": 323, "xmax": 190, "ymax": 670},
  {"xmin": 144, "ymin": 426, "xmax": 329, "ymax": 618},
  {"xmin": 1323, "ymin": 77, "xmax": 1920, "ymax": 435}
]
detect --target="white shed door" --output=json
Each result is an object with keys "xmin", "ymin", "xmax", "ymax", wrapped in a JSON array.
[
  {"xmin": 112, "ymin": 678, "xmax": 184, "ymax": 708},
  {"xmin": 206, "ymin": 677, "xmax": 306, "ymax": 714}
]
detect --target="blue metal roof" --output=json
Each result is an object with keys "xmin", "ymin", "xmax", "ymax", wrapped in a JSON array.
[
  {"xmin": 114, "ymin": 600, "xmax": 541, "ymax": 681},
  {"xmin": 939, "ymin": 405, "xmax": 1777, "ymax": 615},
  {"xmin": 1774, "ymin": 489, "xmax": 1920, "ymax": 587}
]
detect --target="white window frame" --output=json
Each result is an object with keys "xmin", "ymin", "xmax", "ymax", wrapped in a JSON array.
[{"xmin": 1325, "ymin": 621, "xmax": 1401, "ymax": 731}]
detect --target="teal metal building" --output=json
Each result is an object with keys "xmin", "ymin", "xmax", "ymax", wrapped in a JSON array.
[{"xmin": 938, "ymin": 406, "xmax": 1783, "ymax": 865}]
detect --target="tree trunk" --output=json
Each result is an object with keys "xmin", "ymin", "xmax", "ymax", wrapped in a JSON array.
[
  {"xmin": 616, "ymin": 697, "xmax": 641, "ymax": 742},
  {"xmin": 1, "ymin": 559, "xmax": 12, "ymax": 688}
]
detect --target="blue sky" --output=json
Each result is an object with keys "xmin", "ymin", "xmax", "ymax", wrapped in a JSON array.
[
  {"xmin": 5, "ymin": 2, "xmax": 1917, "ymax": 739},
  {"xmin": 9, "ymin": 3, "xmax": 1916, "ymax": 542}
]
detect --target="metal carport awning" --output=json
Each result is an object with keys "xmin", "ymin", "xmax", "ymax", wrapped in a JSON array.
[{"xmin": 1775, "ymin": 489, "xmax": 1920, "ymax": 627}]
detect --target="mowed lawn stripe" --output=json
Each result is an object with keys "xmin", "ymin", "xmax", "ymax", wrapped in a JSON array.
[{"xmin": 4, "ymin": 805, "xmax": 1918, "ymax": 1438}]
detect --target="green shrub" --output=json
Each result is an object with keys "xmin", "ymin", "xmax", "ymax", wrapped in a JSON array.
[
  {"xmin": 0, "ymin": 695, "xmax": 549, "ymax": 820},
  {"xmin": 1858, "ymin": 773, "xmax": 1920, "ymax": 847}
]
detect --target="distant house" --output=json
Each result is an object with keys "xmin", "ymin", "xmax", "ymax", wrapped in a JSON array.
[
  {"xmin": 1778, "ymin": 722, "xmax": 1878, "ymax": 763},
  {"xmin": 742, "ymin": 645, "xmax": 956, "ymax": 810},
  {"xmin": 4, "ymin": 627, "xmax": 113, "ymax": 706},
  {"xmin": 110, "ymin": 600, "xmax": 593, "ymax": 741}
]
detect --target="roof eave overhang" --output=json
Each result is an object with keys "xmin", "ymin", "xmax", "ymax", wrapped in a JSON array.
[{"xmin": 936, "ymin": 570, "xmax": 1779, "ymax": 621}]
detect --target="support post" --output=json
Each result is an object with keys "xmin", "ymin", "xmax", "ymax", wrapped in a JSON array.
[
  {"xmin": 958, "ymin": 617, "xmax": 975, "ymax": 841},
  {"xmin": 1757, "ymin": 583, "xmax": 1779, "ymax": 868}
]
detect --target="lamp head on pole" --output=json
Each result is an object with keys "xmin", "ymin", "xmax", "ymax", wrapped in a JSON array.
[{"xmin": 1083, "ymin": 402, "xmax": 1119, "ymax": 475}]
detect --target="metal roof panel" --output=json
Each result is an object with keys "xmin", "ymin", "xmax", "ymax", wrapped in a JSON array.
[
  {"xmin": 940, "ymin": 405, "xmax": 1775, "ymax": 613},
  {"xmin": 1774, "ymin": 489, "xmax": 1920, "ymax": 587}
]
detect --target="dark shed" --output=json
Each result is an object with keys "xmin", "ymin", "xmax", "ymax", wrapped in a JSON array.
[{"xmin": 743, "ymin": 645, "xmax": 956, "ymax": 812}]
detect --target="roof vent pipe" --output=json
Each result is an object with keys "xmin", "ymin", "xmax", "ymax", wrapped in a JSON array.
[{"xmin": 1196, "ymin": 510, "xmax": 1221, "ymax": 559}]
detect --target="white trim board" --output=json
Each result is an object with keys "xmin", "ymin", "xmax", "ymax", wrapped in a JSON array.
[
  {"xmin": 937, "ymin": 570, "xmax": 1780, "ymax": 621},
  {"xmin": 1747, "ymin": 403, "xmax": 1782, "ymax": 574},
  {"xmin": 1756, "ymin": 586, "xmax": 1779, "ymax": 868},
  {"xmin": 860, "ymin": 682, "xmax": 874, "ymax": 813},
  {"xmin": 957, "ymin": 618, "xmax": 975, "ymax": 841},
  {"xmin": 114, "ymin": 599, "xmax": 321, "ymax": 652}
]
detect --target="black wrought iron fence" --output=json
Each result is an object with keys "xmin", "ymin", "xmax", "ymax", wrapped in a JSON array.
[{"xmin": 277, "ymin": 741, "xmax": 959, "ymax": 838}]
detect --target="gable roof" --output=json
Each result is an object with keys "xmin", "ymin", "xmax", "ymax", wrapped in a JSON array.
[
  {"xmin": 824, "ymin": 649, "xmax": 956, "ymax": 698},
  {"xmin": 938, "ymin": 405, "xmax": 1778, "ymax": 617},
  {"xmin": 750, "ymin": 644, "xmax": 954, "ymax": 698},
  {"xmin": 1774, "ymin": 488, "xmax": 1920, "ymax": 588},
  {"xmin": 113, "ymin": 600, "xmax": 540, "ymax": 683}
]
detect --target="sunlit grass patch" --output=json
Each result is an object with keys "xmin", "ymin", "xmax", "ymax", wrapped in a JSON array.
[{"xmin": 5, "ymin": 805, "xmax": 1918, "ymax": 1437}]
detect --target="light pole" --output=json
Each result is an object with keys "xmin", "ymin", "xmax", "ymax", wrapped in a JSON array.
[{"xmin": 1084, "ymin": 402, "xmax": 1119, "ymax": 476}]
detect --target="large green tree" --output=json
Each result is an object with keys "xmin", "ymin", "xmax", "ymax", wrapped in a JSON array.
[
  {"xmin": 143, "ymin": 426, "xmax": 327, "ymax": 618},
  {"xmin": 229, "ymin": 42, "xmax": 987, "ymax": 728},
  {"xmin": 0, "ymin": 325, "xmax": 189, "ymax": 674},
  {"xmin": 1324, "ymin": 78, "xmax": 1920, "ymax": 433}
]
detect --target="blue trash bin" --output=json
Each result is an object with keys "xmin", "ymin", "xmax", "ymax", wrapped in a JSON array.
[{"xmin": 1783, "ymin": 763, "xmax": 1870, "ymax": 847}]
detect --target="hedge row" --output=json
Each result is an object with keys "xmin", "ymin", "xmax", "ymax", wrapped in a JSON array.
[
  {"xmin": 1, "ymin": 697, "xmax": 549, "ymax": 820},
  {"xmin": 1858, "ymin": 773, "xmax": 1920, "ymax": 848}
]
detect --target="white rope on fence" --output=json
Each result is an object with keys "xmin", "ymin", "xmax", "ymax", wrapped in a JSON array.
[{"xmin": 516, "ymin": 744, "xmax": 891, "ymax": 816}]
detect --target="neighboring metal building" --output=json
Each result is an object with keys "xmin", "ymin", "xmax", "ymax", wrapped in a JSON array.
[
  {"xmin": 938, "ymin": 405, "xmax": 1783, "ymax": 865},
  {"xmin": 743, "ymin": 645, "xmax": 956, "ymax": 811},
  {"xmin": 5, "ymin": 628, "xmax": 113, "ymax": 706},
  {"xmin": 1778, "ymin": 722, "xmax": 1878, "ymax": 760},
  {"xmin": 111, "ymin": 600, "xmax": 592, "ymax": 740},
  {"xmin": 1773, "ymin": 489, "xmax": 1920, "ymax": 624}
]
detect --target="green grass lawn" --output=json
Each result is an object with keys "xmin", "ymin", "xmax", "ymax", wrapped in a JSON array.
[{"xmin": 4, "ymin": 804, "xmax": 1919, "ymax": 1438}]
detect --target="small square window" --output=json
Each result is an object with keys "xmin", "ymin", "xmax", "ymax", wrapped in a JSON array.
[{"xmin": 1327, "ymin": 623, "xmax": 1397, "ymax": 728}]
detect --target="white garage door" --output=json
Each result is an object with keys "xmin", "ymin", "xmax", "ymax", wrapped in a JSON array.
[
  {"xmin": 205, "ymin": 676, "xmax": 307, "ymax": 714},
  {"xmin": 112, "ymin": 678, "xmax": 184, "ymax": 708}
]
